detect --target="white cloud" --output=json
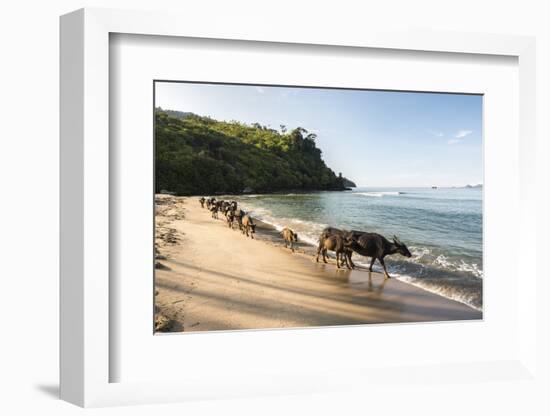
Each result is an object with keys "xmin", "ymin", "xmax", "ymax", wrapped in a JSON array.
[
  {"xmin": 447, "ymin": 129, "xmax": 473, "ymax": 144},
  {"xmin": 454, "ymin": 129, "xmax": 473, "ymax": 139}
]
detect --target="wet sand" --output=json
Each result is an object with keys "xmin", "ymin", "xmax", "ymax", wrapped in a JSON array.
[{"xmin": 154, "ymin": 195, "xmax": 481, "ymax": 332}]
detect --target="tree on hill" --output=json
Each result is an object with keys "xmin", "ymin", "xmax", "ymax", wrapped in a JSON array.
[{"xmin": 155, "ymin": 109, "xmax": 355, "ymax": 195}]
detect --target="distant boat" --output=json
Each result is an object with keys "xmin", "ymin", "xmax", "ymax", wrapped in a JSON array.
[{"xmin": 431, "ymin": 186, "xmax": 438, "ymax": 189}]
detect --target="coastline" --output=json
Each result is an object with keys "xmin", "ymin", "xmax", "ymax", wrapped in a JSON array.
[
  {"xmin": 159, "ymin": 187, "xmax": 355, "ymax": 197},
  {"xmin": 154, "ymin": 195, "xmax": 482, "ymax": 333}
]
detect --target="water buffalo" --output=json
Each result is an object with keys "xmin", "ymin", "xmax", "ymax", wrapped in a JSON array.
[
  {"xmin": 206, "ymin": 197, "xmax": 216, "ymax": 210},
  {"xmin": 347, "ymin": 233, "xmax": 412, "ymax": 278},
  {"xmin": 199, "ymin": 197, "xmax": 206, "ymax": 208},
  {"xmin": 223, "ymin": 204, "xmax": 233, "ymax": 218},
  {"xmin": 210, "ymin": 204, "xmax": 219, "ymax": 219},
  {"xmin": 281, "ymin": 227, "xmax": 298, "ymax": 252},
  {"xmin": 317, "ymin": 227, "xmax": 364, "ymax": 269},
  {"xmin": 241, "ymin": 215, "xmax": 257, "ymax": 238},
  {"xmin": 220, "ymin": 200, "xmax": 228, "ymax": 209},
  {"xmin": 233, "ymin": 209, "xmax": 246, "ymax": 230},
  {"xmin": 226, "ymin": 210, "xmax": 235, "ymax": 228},
  {"xmin": 316, "ymin": 234, "xmax": 351, "ymax": 269}
]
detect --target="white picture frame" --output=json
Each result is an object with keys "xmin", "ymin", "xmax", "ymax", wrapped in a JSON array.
[{"xmin": 60, "ymin": 7, "xmax": 537, "ymax": 408}]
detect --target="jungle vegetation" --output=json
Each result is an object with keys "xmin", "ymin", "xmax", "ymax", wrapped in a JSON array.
[{"xmin": 155, "ymin": 108, "xmax": 356, "ymax": 195}]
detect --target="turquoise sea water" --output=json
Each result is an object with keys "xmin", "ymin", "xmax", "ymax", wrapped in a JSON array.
[{"xmin": 229, "ymin": 187, "xmax": 483, "ymax": 310}]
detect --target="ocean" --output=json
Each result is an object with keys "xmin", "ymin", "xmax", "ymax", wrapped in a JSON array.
[{"xmin": 227, "ymin": 187, "xmax": 483, "ymax": 311}]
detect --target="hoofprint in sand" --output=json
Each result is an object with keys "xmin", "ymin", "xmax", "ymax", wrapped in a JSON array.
[{"xmin": 154, "ymin": 195, "xmax": 481, "ymax": 333}]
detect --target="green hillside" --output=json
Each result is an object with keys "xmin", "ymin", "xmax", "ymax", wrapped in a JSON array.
[{"xmin": 155, "ymin": 108, "xmax": 355, "ymax": 195}]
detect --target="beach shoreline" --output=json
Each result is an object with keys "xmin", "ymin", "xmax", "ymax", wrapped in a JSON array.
[{"xmin": 154, "ymin": 195, "xmax": 481, "ymax": 333}]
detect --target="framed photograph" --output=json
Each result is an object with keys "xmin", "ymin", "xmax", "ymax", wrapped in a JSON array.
[
  {"xmin": 60, "ymin": 8, "xmax": 538, "ymax": 407},
  {"xmin": 152, "ymin": 81, "xmax": 483, "ymax": 335}
]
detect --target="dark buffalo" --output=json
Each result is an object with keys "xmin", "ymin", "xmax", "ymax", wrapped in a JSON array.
[
  {"xmin": 347, "ymin": 233, "xmax": 412, "ymax": 278},
  {"xmin": 223, "ymin": 204, "xmax": 233, "ymax": 218},
  {"xmin": 206, "ymin": 197, "xmax": 216, "ymax": 210},
  {"xmin": 210, "ymin": 204, "xmax": 219, "ymax": 219},
  {"xmin": 226, "ymin": 210, "xmax": 235, "ymax": 229},
  {"xmin": 220, "ymin": 200, "xmax": 229, "ymax": 209}
]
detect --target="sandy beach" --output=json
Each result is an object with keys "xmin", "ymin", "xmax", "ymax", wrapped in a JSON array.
[{"xmin": 154, "ymin": 195, "xmax": 481, "ymax": 332}]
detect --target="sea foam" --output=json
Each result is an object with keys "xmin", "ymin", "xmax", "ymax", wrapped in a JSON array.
[{"xmin": 354, "ymin": 191, "xmax": 403, "ymax": 197}]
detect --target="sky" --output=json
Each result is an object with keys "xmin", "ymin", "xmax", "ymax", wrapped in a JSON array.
[{"xmin": 155, "ymin": 81, "xmax": 483, "ymax": 187}]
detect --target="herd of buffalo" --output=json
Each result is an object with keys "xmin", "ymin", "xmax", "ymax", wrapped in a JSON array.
[{"xmin": 199, "ymin": 196, "xmax": 412, "ymax": 279}]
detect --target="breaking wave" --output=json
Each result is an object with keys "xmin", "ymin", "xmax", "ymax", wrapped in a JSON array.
[{"xmin": 354, "ymin": 191, "xmax": 405, "ymax": 197}]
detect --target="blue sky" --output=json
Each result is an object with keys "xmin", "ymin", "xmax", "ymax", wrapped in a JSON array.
[{"xmin": 155, "ymin": 82, "xmax": 483, "ymax": 187}]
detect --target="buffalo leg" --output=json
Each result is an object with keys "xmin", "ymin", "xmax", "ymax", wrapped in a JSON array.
[
  {"xmin": 343, "ymin": 252, "xmax": 352, "ymax": 270},
  {"xmin": 339, "ymin": 252, "xmax": 349, "ymax": 269},
  {"xmin": 369, "ymin": 257, "xmax": 376, "ymax": 271},
  {"xmin": 343, "ymin": 252, "xmax": 350, "ymax": 269},
  {"xmin": 345, "ymin": 253, "xmax": 353, "ymax": 269},
  {"xmin": 316, "ymin": 239, "xmax": 325, "ymax": 261},
  {"xmin": 322, "ymin": 248, "xmax": 328, "ymax": 263},
  {"xmin": 347, "ymin": 252, "xmax": 355, "ymax": 269},
  {"xmin": 337, "ymin": 252, "xmax": 345, "ymax": 268},
  {"xmin": 379, "ymin": 258, "xmax": 391, "ymax": 279},
  {"xmin": 336, "ymin": 252, "xmax": 341, "ymax": 268}
]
